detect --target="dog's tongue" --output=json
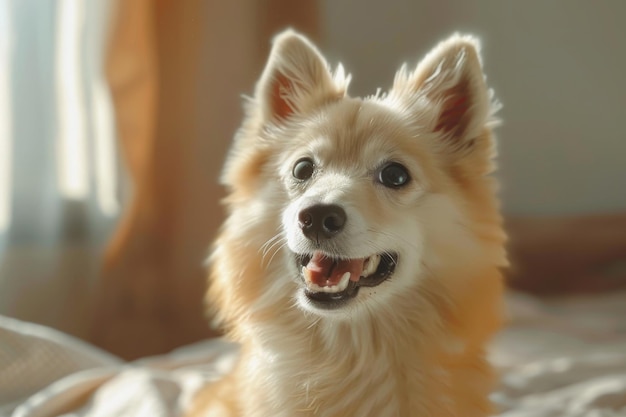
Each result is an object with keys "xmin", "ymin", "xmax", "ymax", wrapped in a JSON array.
[{"xmin": 305, "ymin": 252, "xmax": 364, "ymax": 287}]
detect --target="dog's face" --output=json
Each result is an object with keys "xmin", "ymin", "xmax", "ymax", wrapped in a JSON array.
[
  {"xmin": 278, "ymin": 100, "xmax": 434, "ymax": 316},
  {"xmin": 213, "ymin": 31, "xmax": 501, "ymax": 323}
]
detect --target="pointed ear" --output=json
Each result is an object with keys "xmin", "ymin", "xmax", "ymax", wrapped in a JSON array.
[
  {"xmin": 254, "ymin": 30, "xmax": 349, "ymax": 124},
  {"xmin": 390, "ymin": 34, "xmax": 496, "ymax": 146}
]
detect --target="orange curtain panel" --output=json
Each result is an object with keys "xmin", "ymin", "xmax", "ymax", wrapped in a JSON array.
[{"xmin": 91, "ymin": 0, "xmax": 320, "ymax": 359}]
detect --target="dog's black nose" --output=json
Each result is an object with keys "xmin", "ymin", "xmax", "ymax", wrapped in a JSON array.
[{"xmin": 298, "ymin": 204, "xmax": 346, "ymax": 241}]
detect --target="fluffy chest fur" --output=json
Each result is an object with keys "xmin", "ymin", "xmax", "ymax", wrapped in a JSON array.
[{"xmin": 241, "ymin": 330, "xmax": 430, "ymax": 417}]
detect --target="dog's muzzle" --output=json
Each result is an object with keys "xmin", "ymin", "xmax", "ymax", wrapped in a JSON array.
[{"xmin": 294, "ymin": 203, "xmax": 398, "ymax": 308}]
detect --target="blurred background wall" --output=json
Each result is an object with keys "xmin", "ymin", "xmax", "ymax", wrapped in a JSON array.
[
  {"xmin": 321, "ymin": 0, "xmax": 626, "ymax": 215},
  {"xmin": 1, "ymin": 0, "xmax": 624, "ymax": 359}
]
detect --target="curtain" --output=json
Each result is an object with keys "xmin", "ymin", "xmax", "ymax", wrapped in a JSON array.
[
  {"xmin": 90, "ymin": 0, "xmax": 320, "ymax": 359},
  {"xmin": 0, "ymin": 0, "xmax": 119, "ymax": 338},
  {"xmin": 0, "ymin": 0, "xmax": 319, "ymax": 359}
]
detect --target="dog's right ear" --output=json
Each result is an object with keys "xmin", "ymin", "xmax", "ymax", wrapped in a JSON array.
[{"xmin": 254, "ymin": 30, "xmax": 349, "ymax": 124}]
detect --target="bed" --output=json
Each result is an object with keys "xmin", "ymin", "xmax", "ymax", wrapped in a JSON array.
[{"xmin": 2, "ymin": 291, "xmax": 626, "ymax": 417}]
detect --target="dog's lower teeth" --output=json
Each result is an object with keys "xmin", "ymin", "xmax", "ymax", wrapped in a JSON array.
[
  {"xmin": 361, "ymin": 254, "xmax": 381, "ymax": 277},
  {"xmin": 304, "ymin": 271, "xmax": 351, "ymax": 293},
  {"xmin": 302, "ymin": 266, "xmax": 311, "ymax": 281}
]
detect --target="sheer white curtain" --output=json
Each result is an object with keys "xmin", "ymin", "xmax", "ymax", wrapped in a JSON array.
[{"xmin": 0, "ymin": 0, "xmax": 120, "ymax": 338}]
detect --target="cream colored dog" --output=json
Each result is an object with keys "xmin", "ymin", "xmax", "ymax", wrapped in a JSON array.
[{"xmin": 190, "ymin": 30, "xmax": 506, "ymax": 417}]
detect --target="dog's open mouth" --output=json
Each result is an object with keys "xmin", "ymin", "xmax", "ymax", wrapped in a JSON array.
[{"xmin": 295, "ymin": 251, "xmax": 398, "ymax": 307}]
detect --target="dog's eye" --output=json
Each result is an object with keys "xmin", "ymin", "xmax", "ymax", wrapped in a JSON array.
[
  {"xmin": 378, "ymin": 163, "xmax": 410, "ymax": 188},
  {"xmin": 293, "ymin": 158, "xmax": 315, "ymax": 180}
]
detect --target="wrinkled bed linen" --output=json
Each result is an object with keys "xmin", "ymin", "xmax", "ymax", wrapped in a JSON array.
[{"xmin": 2, "ymin": 291, "xmax": 626, "ymax": 417}]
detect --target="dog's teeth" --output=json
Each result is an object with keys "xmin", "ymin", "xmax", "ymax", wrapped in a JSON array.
[
  {"xmin": 304, "ymin": 271, "xmax": 351, "ymax": 294},
  {"xmin": 337, "ymin": 272, "xmax": 350, "ymax": 291},
  {"xmin": 302, "ymin": 266, "xmax": 312, "ymax": 282},
  {"xmin": 362, "ymin": 254, "xmax": 381, "ymax": 277}
]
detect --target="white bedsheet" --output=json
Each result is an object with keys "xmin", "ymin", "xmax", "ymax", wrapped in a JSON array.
[
  {"xmin": 492, "ymin": 292, "xmax": 626, "ymax": 416},
  {"xmin": 2, "ymin": 291, "xmax": 626, "ymax": 417}
]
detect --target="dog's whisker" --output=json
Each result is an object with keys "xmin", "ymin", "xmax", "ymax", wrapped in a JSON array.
[
  {"xmin": 264, "ymin": 241, "xmax": 287, "ymax": 269},
  {"xmin": 262, "ymin": 238, "xmax": 285, "ymax": 261},
  {"xmin": 306, "ymin": 315, "xmax": 322, "ymax": 330},
  {"xmin": 260, "ymin": 232, "xmax": 284, "ymax": 256},
  {"xmin": 362, "ymin": 238, "xmax": 398, "ymax": 258},
  {"xmin": 260, "ymin": 234, "xmax": 286, "ymax": 261},
  {"xmin": 366, "ymin": 228, "xmax": 420, "ymax": 253},
  {"xmin": 259, "ymin": 236, "xmax": 278, "ymax": 255}
]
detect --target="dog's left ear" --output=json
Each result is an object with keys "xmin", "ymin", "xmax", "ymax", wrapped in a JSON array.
[
  {"xmin": 390, "ymin": 34, "xmax": 496, "ymax": 150},
  {"xmin": 254, "ymin": 30, "xmax": 349, "ymax": 124}
]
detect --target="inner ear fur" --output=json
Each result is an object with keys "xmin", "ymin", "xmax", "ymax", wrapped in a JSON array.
[
  {"xmin": 390, "ymin": 34, "xmax": 496, "ymax": 148},
  {"xmin": 255, "ymin": 30, "xmax": 350, "ymax": 123}
]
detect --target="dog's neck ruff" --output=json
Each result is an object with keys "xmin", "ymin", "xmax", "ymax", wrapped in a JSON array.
[{"xmin": 238, "ymin": 303, "xmax": 445, "ymax": 417}]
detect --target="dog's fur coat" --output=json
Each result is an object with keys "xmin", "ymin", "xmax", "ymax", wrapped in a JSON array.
[{"xmin": 190, "ymin": 30, "xmax": 506, "ymax": 417}]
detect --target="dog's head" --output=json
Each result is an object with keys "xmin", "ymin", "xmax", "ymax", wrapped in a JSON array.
[{"xmin": 210, "ymin": 31, "xmax": 505, "ymax": 326}]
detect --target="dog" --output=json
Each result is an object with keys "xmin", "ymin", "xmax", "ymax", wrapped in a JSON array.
[{"xmin": 189, "ymin": 29, "xmax": 506, "ymax": 417}]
